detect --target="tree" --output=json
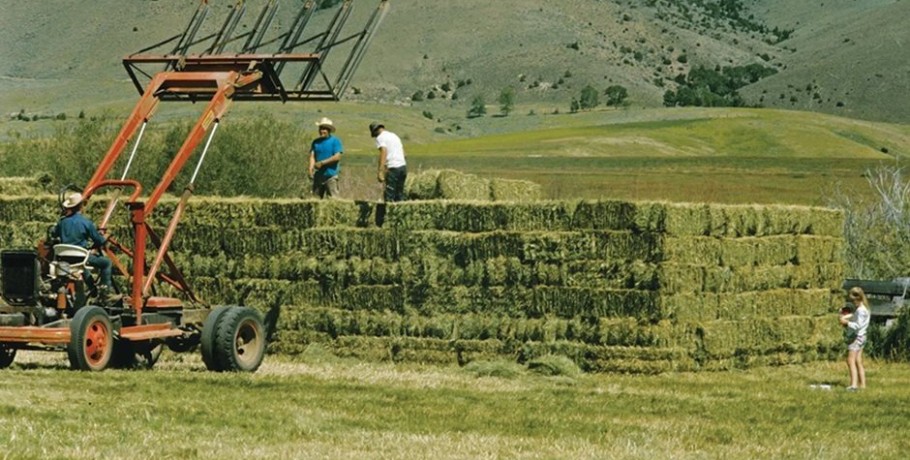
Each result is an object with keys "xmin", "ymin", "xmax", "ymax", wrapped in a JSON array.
[
  {"xmin": 468, "ymin": 95, "xmax": 486, "ymax": 118},
  {"xmin": 570, "ymin": 98, "xmax": 580, "ymax": 113},
  {"xmin": 498, "ymin": 86, "xmax": 516, "ymax": 116},
  {"xmin": 604, "ymin": 85, "xmax": 629, "ymax": 106},
  {"xmin": 578, "ymin": 85, "xmax": 600, "ymax": 110}
]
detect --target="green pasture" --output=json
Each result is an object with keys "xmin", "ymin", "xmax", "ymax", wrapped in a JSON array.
[
  {"xmin": 1, "ymin": 351, "xmax": 908, "ymax": 459},
  {"xmin": 2, "ymin": 106, "xmax": 907, "ymax": 205},
  {"xmin": 389, "ymin": 108, "xmax": 905, "ymax": 205}
]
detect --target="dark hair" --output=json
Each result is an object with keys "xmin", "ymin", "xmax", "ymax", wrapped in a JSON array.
[{"xmin": 369, "ymin": 122, "xmax": 384, "ymax": 136}]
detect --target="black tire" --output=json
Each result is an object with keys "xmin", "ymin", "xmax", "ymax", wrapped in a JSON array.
[
  {"xmin": 165, "ymin": 333, "xmax": 198, "ymax": 353},
  {"xmin": 111, "ymin": 339, "xmax": 163, "ymax": 369},
  {"xmin": 0, "ymin": 344, "xmax": 16, "ymax": 369},
  {"xmin": 200, "ymin": 306, "xmax": 233, "ymax": 371},
  {"xmin": 212, "ymin": 306, "xmax": 266, "ymax": 373},
  {"xmin": 67, "ymin": 306, "xmax": 114, "ymax": 371}
]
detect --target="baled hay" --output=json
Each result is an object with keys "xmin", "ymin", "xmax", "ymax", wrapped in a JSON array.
[{"xmin": 489, "ymin": 178, "xmax": 542, "ymax": 202}]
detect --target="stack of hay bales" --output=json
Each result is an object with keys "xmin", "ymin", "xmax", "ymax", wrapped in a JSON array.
[
  {"xmin": 0, "ymin": 173, "xmax": 54, "ymax": 196},
  {"xmin": 405, "ymin": 169, "xmax": 541, "ymax": 202},
  {"xmin": 0, "ymin": 194, "xmax": 845, "ymax": 373}
]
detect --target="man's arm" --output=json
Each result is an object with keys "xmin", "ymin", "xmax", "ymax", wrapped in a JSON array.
[
  {"xmin": 315, "ymin": 153, "xmax": 342, "ymax": 169},
  {"xmin": 86, "ymin": 220, "xmax": 106, "ymax": 249},
  {"xmin": 377, "ymin": 146, "xmax": 388, "ymax": 182}
]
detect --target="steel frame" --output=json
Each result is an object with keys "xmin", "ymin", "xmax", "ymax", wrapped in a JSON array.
[{"xmin": 88, "ymin": 0, "xmax": 390, "ymax": 322}]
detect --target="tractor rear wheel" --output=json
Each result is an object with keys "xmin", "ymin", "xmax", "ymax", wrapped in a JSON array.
[
  {"xmin": 67, "ymin": 306, "xmax": 114, "ymax": 371},
  {"xmin": 200, "ymin": 306, "xmax": 233, "ymax": 371},
  {"xmin": 0, "ymin": 344, "xmax": 16, "ymax": 369},
  {"xmin": 207, "ymin": 306, "xmax": 266, "ymax": 372}
]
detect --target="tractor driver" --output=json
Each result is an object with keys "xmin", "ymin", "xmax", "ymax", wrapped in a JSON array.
[{"xmin": 52, "ymin": 192, "xmax": 117, "ymax": 302}]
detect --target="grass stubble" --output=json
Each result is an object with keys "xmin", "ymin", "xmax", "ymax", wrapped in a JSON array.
[{"xmin": 1, "ymin": 349, "xmax": 908, "ymax": 459}]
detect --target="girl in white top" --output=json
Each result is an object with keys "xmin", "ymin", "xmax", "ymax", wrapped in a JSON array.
[{"xmin": 840, "ymin": 286, "xmax": 870, "ymax": 390}]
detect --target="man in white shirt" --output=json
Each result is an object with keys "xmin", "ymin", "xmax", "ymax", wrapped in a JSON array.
[{"xmin": 370, "ymin": 122, "xmax": 408, "ymax": 202}]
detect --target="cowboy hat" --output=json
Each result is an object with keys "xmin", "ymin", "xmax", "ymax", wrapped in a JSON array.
[
  {"xmin": 315, "ymin": 117, "xmax": 335, "ymax": 132},
  {"xmin": 62, "ymin": 192, "xmax": 83, "ymax": 209}
]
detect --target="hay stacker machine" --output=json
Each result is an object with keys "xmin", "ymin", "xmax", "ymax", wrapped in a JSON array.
[{"xmin": 0, "ymin": 0, "xmax": 389, "ymax": 371}]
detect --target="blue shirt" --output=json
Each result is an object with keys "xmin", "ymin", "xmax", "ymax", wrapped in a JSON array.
[
  {"xmin": 54, "ymin": 212, "xmax": 106, "ymax": 249},
  {"xmin": 311, "ymin": 135, "xmax": 343, "ymax": 178}
]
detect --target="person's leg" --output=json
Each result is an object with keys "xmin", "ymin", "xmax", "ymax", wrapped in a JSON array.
[
  {"xmin": 385, "ymin": 167, "xmax": 406, "ymax": 202},
  {"xmin": 87, "ymin": 254, "xmax": 113, "ymax": 288},
  {"xmin": 846, "ymin": 350, "xmax": 858, "ymax": 388},
  {"xmin": 325, "ymin": 176, "xmax": 340, "ymax": 199},
  {"xmin": 393, "ymin": 166, "xmax": 407, "ymax": 201},
  {"xmin": 313, "ymin": 176, "xmax": 325, "ymax": 198},
  {"xmin": 856, "ymin": 349, "xmax": 866, "ymax": 388}
]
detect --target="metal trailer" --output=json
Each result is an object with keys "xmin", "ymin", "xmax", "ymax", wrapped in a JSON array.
[
  {"xmin": 0, "ymin": 0, "xmax": 390, "ymax": 371},
  {"xmin": 841, "ymin": 278, "xmax": 910, "ymax": 325}
]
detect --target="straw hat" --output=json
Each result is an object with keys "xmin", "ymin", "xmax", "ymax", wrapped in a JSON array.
[
  {"xmin": 62, "ymin": 192, "xmax": 84, "ymax": 209},
  {"xmin": 315, "ymin": 117, "xmax": 335, "ymax": 132}
]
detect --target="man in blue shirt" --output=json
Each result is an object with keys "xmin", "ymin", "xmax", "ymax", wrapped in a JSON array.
[
  {"xmin": 53, "ymin": 192, "xmax": 116, "ymax": 301},
  {"xmin": 309, "ymin": 117, "xmax": 344, "ymax": 199}
]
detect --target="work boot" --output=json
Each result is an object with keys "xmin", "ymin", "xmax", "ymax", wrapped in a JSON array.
[{"xmin": 96, "ymin": 286, "xmax": 122, "ymax": 307}]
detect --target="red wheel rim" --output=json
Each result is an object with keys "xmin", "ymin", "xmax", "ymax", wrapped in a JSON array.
[{"xmin": 84, "ymin": 319, "xmax": 110, "ymax": 365}]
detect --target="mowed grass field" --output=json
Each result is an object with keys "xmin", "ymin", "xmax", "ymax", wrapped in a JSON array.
[{"xmin": 1, "ymin": 350, "xmax": 909, "ymax": 459}]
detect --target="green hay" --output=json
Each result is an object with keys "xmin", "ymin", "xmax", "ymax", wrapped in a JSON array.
[
  {"xmin": 527, "ymin": 354, "xmax": 582, "ymax": 377},
  {"xmin": 383, "ymin": 201, "xmax": 577, "ymax": 232},
  {"xmin": 404, "ymin": 169, "xmax": 442, "ymax": 200},
  {"xmin": 662, "ymin": 203, "xmax": 844, "ymax": 237},
  {"xmin": 489, "ymin": 178, "xmax": 542, "ymax": 202},
  {"xmin": 696, "ymin": 316, "xmax": 842, "ymax": 359},
  {"xmin": 462, "ymin": 359, "xmax": 525, "ymax": 379},
  {"xmin": 0, "ymin": 174, "xmax": 54, "ymax": 196},
  {"xmin": 571, "ymin": 200, "xmax": 666, "ymax": 232},
  {"xmin": 437, "ymin": 169, "xmax": 492, "ymax": 201},
  {"xmin": 0, "ymin": 194, "xmax": 850, "ymax": 373}
]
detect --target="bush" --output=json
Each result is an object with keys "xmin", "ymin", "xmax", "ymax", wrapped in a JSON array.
[
  {"xmin": 578, "ymin": 85, "xmax": 599, "ymax": 110},
  {"xmin": 0, "ymin": 114, "xmax": 311, "ymax": 198},
  {"xmin": 605, "ymin": 85, "xmax": 629, "ymax": 106},
  {"xmin": 830, "ymin": 165, "xmax": 910, "ymax": 362},
  {"xmin": 467, "ymin": 95, "xmax": 486, "ymax": 118}
]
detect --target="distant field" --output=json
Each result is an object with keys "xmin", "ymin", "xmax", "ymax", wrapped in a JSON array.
[
  {"xmin": 339, "ymin": 108, "xmax": 909, "ymax": 205},
  {"xmin": 2, "ymin": 106, "xmax": 907, "ymax": 205}
]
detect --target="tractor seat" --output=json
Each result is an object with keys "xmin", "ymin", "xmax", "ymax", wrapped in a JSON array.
[{"xmin": 52, "ymin": 244, "xmax": 91, "ymax": 269}]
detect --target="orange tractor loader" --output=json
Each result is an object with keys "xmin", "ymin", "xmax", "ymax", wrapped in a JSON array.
[{"xmin": 0, "ymin": 0, "xmax": 389, "ymax": 371}]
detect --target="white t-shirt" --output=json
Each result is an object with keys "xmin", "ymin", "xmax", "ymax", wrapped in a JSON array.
[{"xmin": 376, "ymin": 131, "xmax": 406, "ymax": 168}]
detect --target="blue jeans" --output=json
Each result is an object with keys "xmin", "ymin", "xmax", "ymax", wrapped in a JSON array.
[
  {"xmin": 384, "ymin": 166, "xmax": 407, "ymax": 202},
  {"xmin": 88, "ymin": 254, "xmax": 113, "ymax": 288}
]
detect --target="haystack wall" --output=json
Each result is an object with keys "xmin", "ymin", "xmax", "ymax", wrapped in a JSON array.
[{"xmin": 0, "ymin": 196, "xmax": 846, "ymax": 372}]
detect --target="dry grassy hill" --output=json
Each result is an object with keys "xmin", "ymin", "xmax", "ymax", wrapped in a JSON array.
[{"xmin": 0, "ymin": 0, "xmax": 906, "ymax": 128}]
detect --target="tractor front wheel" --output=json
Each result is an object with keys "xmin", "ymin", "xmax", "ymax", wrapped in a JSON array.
[
  {"xmin": 67, "ymin": 306, "xmax": 114, "ymax": 371},
  {"xmin": 0, "ymin": 344, "xmax": 16, "ymax": 369}
]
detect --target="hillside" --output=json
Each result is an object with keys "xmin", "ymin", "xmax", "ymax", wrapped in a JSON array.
[{"xmin": 0, "ymin": 0, "xmax": 906, "ymax": 130}]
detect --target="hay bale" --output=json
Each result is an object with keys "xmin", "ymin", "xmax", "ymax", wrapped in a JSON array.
[
  {"xmin": 437, "ymin": 170, "xmax": 490, "ymax": 201},
  {"xmin": 405, "ymin": 169, "xmax": 443, "ymax": 200},
  {"xmin": 0, "ymin": 174, "xmax": 54, "ymax": 196},
  {"xmin": 489, "ymin": 178, "xmax": 542, "ymax": 202}
]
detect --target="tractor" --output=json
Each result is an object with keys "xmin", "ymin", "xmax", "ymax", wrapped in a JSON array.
[{"xmin": 0, "ymin": 0, "xmax": 389, "ymax": 371}]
